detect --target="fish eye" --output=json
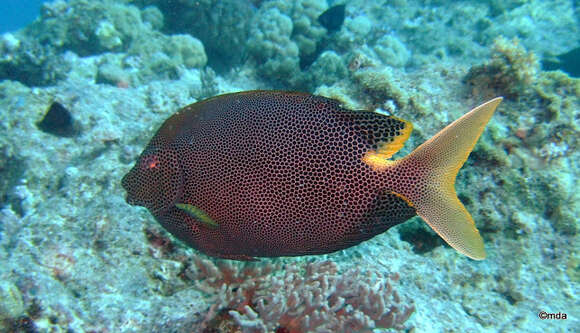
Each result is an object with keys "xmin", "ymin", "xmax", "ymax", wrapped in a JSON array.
[{"xmin": 140, "ymin": 154, "xmax": 161, "ymax": 171}]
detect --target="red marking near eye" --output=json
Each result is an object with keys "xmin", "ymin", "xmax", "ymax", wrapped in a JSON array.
[
  {"xmin": 315, "ymin": 101, "xmax": 326, "ymax": 110},
  {"xmin": 142, "ymin": 155, "xmax": 160, "ymax": 170}
]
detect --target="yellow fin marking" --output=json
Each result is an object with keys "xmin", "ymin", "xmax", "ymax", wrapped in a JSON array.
[
  {"xmin": 391, "ymin": 191, "xmax": 415, "ymax": 208},
  {"xmin": 362, "ymin": 116, "xmax": 413, "ymax": 171},
  {"xmin": 176, "ymin": 203, "xmax": 218, "ymax": 229}
]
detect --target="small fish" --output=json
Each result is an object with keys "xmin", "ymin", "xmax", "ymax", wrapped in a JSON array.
[
  {"xmin": 300, "ymin": 4, "xmax": 346, "ymax": 69},
  {"xmin": 318, "ymin": 4, "xmax": 345, "ymax": 32},
  {"xmin": 122, "ymin": 91, "xmax": 502, "ymax": 261},
  {"xmin": 37, "ymin": 101, "xmax": 79, "ymax": 137},
  {"xmin": 542, "ymin": 47, "xmax": 580, "ymax": 78}
]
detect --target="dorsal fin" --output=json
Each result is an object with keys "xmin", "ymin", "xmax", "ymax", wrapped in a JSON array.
[{"xmin": 336, "ymin": 110, "xmax": 413, "ymax": 165}]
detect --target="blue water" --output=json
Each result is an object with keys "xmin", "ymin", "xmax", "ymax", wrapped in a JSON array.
[{"xmin": 0, "ymin": 0, "xmax": 46, "ymax": 33}]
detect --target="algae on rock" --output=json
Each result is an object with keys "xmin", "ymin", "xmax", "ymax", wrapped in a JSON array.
[{"xmin": 465, "ymin": 36, "xmax": 538, "ymax": 99}]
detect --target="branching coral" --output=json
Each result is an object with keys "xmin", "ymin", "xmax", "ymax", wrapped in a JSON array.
[{"xmin": 189, "ymin": 259, "xmax": 414, "ymax": 333}]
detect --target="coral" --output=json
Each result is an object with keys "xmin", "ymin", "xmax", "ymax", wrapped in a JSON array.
[
  {"xmin": 465, "ymin": 36, "xmax": 538, "ymax": 99},
  {"xmin": 94, "ymin": 32, "xmax": 207, "ymax": 86},
  {"xmin": 0, "ymin": 33, "xmax": 20, "ymax": 59},
  {"xmin": 373, "ymin": 35, "xmax": 410, "ymax": 68},
  {"xmin": 134, "ymin": 0, "xmax": 253, "ymax": 70},
  {"xmin": 352, "ymin": 66, "xmax": 409, "ymax": 109},
  {"xmin": 95, "ymin": 20, "xmax": 123, "ymax": 50},
  {"xmin": 188, "ymin": 259, "xmax": 414, "ymax": 332},
  {"xmin": 486, "ymin": 0, "xmax": 530, "ymax": 17},
  {"xmin": 0, "ymin": 33, "xmax": 69, "ymax": 86},
  {"xmin": 247, "ymin": 6, "xmax": 300, "ymax": 84},
  {"xmin": 344, "ymin": 15, "xmax": 372, "ymax": 41},
  {"xmin": 29, "ymin": 0, "xmax": 146, "ymax": 56},
  {"xmin": 290, "ymin": 0, "xmax": 328, "ymax": 63},
  {"xmin": 533, "ymin": 71, "xmax": 580, "ymax": 120},
  {"xmin": 314, "ymin": 83, "xmax": 362, "ymax": 110},
  {"xmin": 1, "ymin": 0, "xmax": 211, "ymax": 86},
  {"xmin": 0, "ymin": 145, "xmax": 26, "ymax": 216},
  {"xmin": 140, "ymin": 6, "xmax": 164, "ymax": 31},
  {"xmin": 95, "ymin": 54, "xmax": 130, "ymax": 86},
  {"xmin": 308, "ymin": 50, "xmax": 348, "ymax": 87},
  {"xmin": 166, "ymin": 34, "xmax": 208, "ymax": 69}
]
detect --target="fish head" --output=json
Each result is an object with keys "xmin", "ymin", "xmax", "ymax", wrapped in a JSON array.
[{"xmin": 122, "ymin": 143, "xmax": 183, "ymax": 214}]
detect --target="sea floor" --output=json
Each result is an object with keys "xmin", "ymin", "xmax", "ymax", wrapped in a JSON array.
[{"xmin": 0, "ymin": 0, "xmax": 578, "ymax": 332}]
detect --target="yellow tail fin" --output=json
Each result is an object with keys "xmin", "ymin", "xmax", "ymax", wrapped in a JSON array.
[{"xmin": 394, "ymin": 98, "xmax": 502, "ymax": 260}]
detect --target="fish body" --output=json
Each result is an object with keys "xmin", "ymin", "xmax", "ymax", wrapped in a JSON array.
[
  {"xmin": 542, "ymin": 46, "xmax": 580, "ymax": 78},
  {"xmin": 122, "ymin": 91, "xmax": 501, "ymax": 261},
  {"xmin": 318, "ymin": 4, "xmax": 346, "ymax": 32}
]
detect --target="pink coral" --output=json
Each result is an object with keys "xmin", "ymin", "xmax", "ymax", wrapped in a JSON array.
[{"xmin": 190, "ymin": 259, "xmax": 414, "ymax": 332}]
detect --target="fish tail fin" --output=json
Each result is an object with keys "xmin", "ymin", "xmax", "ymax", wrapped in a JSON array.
[{"xmin": 393, "ymin": 98, "xmax": 502, "ymax": 260}]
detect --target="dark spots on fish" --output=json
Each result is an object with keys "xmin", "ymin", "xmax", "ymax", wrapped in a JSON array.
[
  {"xmin": 542, "ymin": 46, "xmax": 580, "ymax": 78},
  {"xmin": 318, "ymin": 4, "xmax": 346, "ymax": 32},
  {"xmin": 36, "ymin": 102, "xmax": 80, "ymax": 137},
  {"xmin": 123, "ymin": 91, "xmax": 417, "ymax": 259}
]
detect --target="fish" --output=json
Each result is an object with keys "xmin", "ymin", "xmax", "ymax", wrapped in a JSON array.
[
  {"xmin": 300, "ymin": 4, "xmax": 346, "ymax": 69},
  {"xmin": 37, "ymin": 101, "xmax": 80, "ymax": 137},
  {"xmin": 542, "ymin": 46, "xmax": 580, "ymax": 78},
  {"xmin": 318, "ymin": 4, "xmax": 346, "ymax": 32},
  {"xmin": 122, "ymin": 91, "xmax": 502, "ymax": 261}
]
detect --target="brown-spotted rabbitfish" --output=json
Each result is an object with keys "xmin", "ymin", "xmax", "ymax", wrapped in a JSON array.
[{"xmin": 122, "ymin": 91, "xmax": 502, "ymax": 261}]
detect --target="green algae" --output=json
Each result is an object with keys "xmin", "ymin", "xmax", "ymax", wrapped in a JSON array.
[{"xmin": 465, "ymin": 36, "xmax": 538, "ymax": 99}]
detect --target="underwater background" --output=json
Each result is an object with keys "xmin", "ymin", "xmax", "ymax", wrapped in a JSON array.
[{"xmin": 0, "ymin": 0, "xmax": 578, "ymax": 332}]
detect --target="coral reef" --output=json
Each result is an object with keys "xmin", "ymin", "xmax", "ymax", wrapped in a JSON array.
[
  {"xmin": 290, "ymin": 0, "xmax": 328, "ymax": 65},
  {"xmin": 0, "ymin": 0, "xmax": 208, "ymax": 87},
  {"xmin": 0, "ymin": 32, "xmax": 70, "ymax": 86},
  {"xmin": 465, "ymin": 36, "xmax": 538, "ymax": 99},
  {"xmin": 373, "ymin": 35, "xmax": 410, "ymax": 68},
  {"xmin": 0, "ymin": 281, "xmax": 24, "ymax": 320},
  {"xmin": 352, "ymin": 66, "xmax": 409, "ymax": 110},
  {"xmin": 187, "ymin": 259, "xmax": 414, "ymax": 332},
  {"xmin": 0, "ymin": 0, "xmax": 577, "ymax": 332},
  {"xmin": 247, "ymin": 5, "xmax": 300, "ymax": 85},
  {"xmin": 133, "ymin": 0, "xmax": 254, "ymax": 70},
  {"xmin": 30, "ymin": 0, "xmax": 145, "ymax": 56},
  {"xmin": 307, "ymin": 50, "xmax": 348, "ymax": 87}
]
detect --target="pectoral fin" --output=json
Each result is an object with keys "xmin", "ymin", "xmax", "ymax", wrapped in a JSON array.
[{"xmin": 175, "ymin": 203, "xmax": 219, "ymax": 229}]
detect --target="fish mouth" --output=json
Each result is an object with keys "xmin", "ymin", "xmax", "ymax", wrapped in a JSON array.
[
  {"xmin": 121, "ymin": 173, "xmax": 137, "ymax": 205},
  {"xmin": 121, "ymin": 170, "xmax": 147, "ymax": 208},
  {"xmin": 120, "ymin": 167, "xmax": 184, "ymax": 215}
]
